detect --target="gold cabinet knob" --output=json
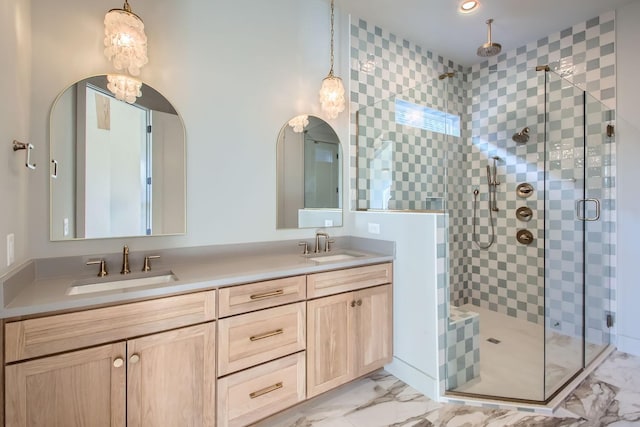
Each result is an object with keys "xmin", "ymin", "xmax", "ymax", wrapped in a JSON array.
[
  {"xmin": 113, "ymin": 358, "xmax": 124, "ymax": 368},
  {"xmin": 130, "ymin": 354, "xmax": 140, "ymax": 364},
  {"xmin": 350, "ymin": 300, "xmax": 356, "ymax": 307},
  {"xmin": 357, "ymin": 299, "xmax": 362, "ymax": 306}
]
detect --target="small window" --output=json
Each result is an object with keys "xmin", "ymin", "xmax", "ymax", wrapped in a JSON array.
[{"xmin": 395, "ymin": 98, "xmax": 460, "ymax": 137}]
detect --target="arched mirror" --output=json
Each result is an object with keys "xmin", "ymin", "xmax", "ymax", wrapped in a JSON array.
[
  {"xmin": 276, "ymin": 115, "xmax": 342, "ymax": 229},
  {"xmin": 50, "ymin": 75, "xmax": 186, "ymax": 240}
]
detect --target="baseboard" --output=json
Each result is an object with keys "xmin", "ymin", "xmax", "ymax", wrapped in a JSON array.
[{"xmin": 384, "ymin": 357, "xmax": 439, "ymax": 400}]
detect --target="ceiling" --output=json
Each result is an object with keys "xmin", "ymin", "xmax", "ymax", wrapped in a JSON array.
[{"xmin": 340, "ymin": 0, "xmax": 639, "ymax": 67}]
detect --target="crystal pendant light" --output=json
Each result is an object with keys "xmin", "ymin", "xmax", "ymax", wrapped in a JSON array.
[
  {"xmin": 103, "ymin": 0, "xmax": 148, "ymax": 76},
  {"xmin": 318, "ymin": 0, "xmax": 345, "ymax": 120}
]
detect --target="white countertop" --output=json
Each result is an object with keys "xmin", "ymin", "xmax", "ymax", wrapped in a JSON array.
[{"xmin": 2, "ymin": 244, "xmax": 393, "ymax": 319}]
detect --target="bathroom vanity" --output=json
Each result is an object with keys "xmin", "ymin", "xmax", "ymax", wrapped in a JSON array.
[{"xmin": 0, "ymin": 242, "xmax": 393, "ymax": 426}]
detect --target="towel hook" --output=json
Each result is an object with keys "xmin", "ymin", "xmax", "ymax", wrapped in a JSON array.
[{"xmin": 12, "ymin": 140, "xmax": 36, "ymax": 170}]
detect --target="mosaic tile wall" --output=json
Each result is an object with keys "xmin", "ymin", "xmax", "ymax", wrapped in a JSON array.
[
  {"xmin": 350, "ymin": 19, "xmax": 470, "ymax": 307},
  {"xmin": 466, "ymin": 11, "xmax": 616, "ymax": 334}
]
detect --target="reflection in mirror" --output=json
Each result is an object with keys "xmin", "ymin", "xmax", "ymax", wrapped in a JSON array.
[
  {"xmin": 276, "ymin": 115, "xmax": 342, "ymax": 229},
  {"xmin": 50, "ymin": 75, "xmax": 186, "ymax": 240}
]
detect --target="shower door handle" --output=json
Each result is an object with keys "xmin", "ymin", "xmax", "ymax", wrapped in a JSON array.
[{"xmin": 576, "ymin": 198, "xmax": 601, "ymax": 221}]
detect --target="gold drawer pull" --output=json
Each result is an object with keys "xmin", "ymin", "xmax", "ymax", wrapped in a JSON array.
[
  {"xmin": 250, "ymin": 328, "xmax": 284, "ymax": 342},
  {"xmin": 250, "ymin": 289, "xmax": 284, "ymax": 300},
  {"xmin": 249, "ymin": 382, "xmax": 283, "ymax": 399}
]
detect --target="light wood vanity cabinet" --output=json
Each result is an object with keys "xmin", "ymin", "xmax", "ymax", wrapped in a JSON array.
[
  {"xmin": 3, "ymin": 262, "xmax": 392, "ymax": 427},
  {"xmin": 306, "ymin": 265, "xmax": 393, "ymax": 398},
  {"xmin": 4, "ymin": 291, "xmax": 217, "ymax": 427}
]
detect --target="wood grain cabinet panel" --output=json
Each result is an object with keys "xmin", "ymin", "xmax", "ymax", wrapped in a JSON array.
[
  {"xmin": 5, "ymin": 290, "xmax": 216, "ymax": 363},
  {"xmin": 306, "ymin": 292, "xmax": 353, "ymax": 397},
  {"xmin": 306, "ymin": 284, "xmax": 393, "ymax": 398},
  {"xmin": 218, "ymin": 302, "xmax": 305, "ymax": 376},
  {"xmin": 127, "ymin": 323, "xmax": 216, "ymax": 427},
  {"xmin": 306, "ymin": 263, "xmax": 392, "ymax": 299},
  {"xmin": 218, "ymin": 276, "xmax": 306, "ymax": 317},
  {"xmin": 5, "ymin": 342, "xmax": 126, "ymax": 427},
  {"xmin": 217, "ymin": 352, "xmax": 305, "ymax": 427},
  {"xmin": 355, "ymin": 284, "xmax": 393, "ymax": 376}
]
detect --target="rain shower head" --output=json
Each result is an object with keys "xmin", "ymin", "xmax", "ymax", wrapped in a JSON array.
[
  {"xmin": 512, "ymin": 127, "xmax": 530, "ymax": 143},
  {"xmin": 477, "ymin": 19, "xmax": 502, "ymax": 57}
]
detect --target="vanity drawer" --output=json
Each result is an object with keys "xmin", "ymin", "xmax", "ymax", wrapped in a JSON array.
[
  {"xmin": 306, "ymin": 262, "xmax": 393, "ymax": 299},
  {"xmin": 218, "ymin": 275, "xmax": 306, "ymax": 317},
  {"xmin": 5, "ymin": 290, "xmax": 216, "ymax": 363},
  {"xmin": 218, "ymin": 302, "xmax": 305, "ymax": 376},
  {"xmin": 217, "ymin": 352, "xmax": 305, "ymax": 427}
]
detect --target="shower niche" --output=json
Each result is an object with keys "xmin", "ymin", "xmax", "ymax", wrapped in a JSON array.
[{"xmin": 356, "ymin": 62, "xmax": 614, "ymax": 404}]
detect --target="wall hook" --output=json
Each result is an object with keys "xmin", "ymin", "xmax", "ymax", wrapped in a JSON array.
[{"xmin": 12, "ymin": 140, "xmax": 36, "ymax": 170}]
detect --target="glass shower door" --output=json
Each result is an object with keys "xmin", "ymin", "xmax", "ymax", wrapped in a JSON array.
[
  {"xmin": 544, "ymin": 71, "xmax": 585, "ymax": 399},
  {"xmin": 583, "ymin": 92, "xmax": 613, "ymax": 366}
]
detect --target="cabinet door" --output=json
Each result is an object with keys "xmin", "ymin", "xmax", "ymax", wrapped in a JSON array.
[
  {"xmin": 306, "ymin": 292, "xmax": 354, "ymax": 397},
  {"xmin": 5, "ymin": 342, "xmax": 126, "ymax": 427},
  {"xmin": 127, "ymin": 323, "xmax": 216, "ymax": 427},
  {"xmin": 354, "ymin": 284, "xmax": 393, "ymax": 376}
]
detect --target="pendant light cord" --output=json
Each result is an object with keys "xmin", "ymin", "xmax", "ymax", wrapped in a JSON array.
[{"xmin": 329, "ymin": 0, "xmax": 335, "ymax": 76}]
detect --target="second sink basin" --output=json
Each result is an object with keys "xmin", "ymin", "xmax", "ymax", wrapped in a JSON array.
[
  {"xmin": 308, "ymin": 252, "xmax": 364, "ymax": 263},
  {"xmin": 67, "ymin": 271, "xmax": 178, "ymax": 295}
]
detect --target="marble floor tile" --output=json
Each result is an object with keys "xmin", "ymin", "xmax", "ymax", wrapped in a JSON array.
[{"xmin": 256, "ymin": 351, "xmax": 640, "ymax": 427}]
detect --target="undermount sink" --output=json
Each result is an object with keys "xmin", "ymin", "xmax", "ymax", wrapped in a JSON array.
[
  {"xmin": 308, "ymin": 253, "xmax": 364, "ymax": 263},
  {"xmin": 67, "ymin": 271, "xmax": 178, "ymax": 295}
]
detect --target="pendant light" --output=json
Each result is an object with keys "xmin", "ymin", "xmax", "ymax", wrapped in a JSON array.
[
  {"xmin": 318, "ymin": 0, "xmax": 345, "ymax": 120},
  {"xmin": 103, "ymin": 0, "xmax": 147, "ymax": 103},
  {"xmin": 103, "ymin": 0, "xmax": 148, "ymax": 76}
]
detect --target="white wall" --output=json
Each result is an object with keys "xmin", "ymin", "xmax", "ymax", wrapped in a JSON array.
[
  {"xmin": 0, "ymin": 0, "xmax": 31, "ymax": 275},
  {"xmin": 26, "ymin": 0, "xmax": 350, "ymax": 258},
  {"xmin": 615, "ymin": 2, "xmax": 640, "ymax": 356}
]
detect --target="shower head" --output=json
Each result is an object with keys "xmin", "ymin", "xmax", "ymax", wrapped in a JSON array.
[
  {"xmin": 512, "ymin": 127, "xmax": 530, "ymax": 143},
  {"xmin": 477, "ymin": 19, "xmax": 502, "ymax": 57}
]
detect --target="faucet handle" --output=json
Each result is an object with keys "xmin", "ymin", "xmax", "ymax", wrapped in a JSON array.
[
  {"xmin": 297, "ymin": 242, "xmax": 309, "ymax": 255},
  {"xmin": 142, "ymin": 255, "xmax": 160, "ymax": 272},
  {"xmin": 86, "ymin": 259, "xmax": 108, "ymax": 277},
  {"xmin": 326, "ymin": 238, "xmax": 335, "ymax": 252}
]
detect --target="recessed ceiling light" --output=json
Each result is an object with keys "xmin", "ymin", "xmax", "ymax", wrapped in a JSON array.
[{"xmin": 460, "ymin": 0, "xmax": 479, "ymax": 13}]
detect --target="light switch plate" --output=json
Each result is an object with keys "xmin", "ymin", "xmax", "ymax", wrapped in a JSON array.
[{"xmin": 368, "ymin": 223, "xmax": 381, "ymax": 234}]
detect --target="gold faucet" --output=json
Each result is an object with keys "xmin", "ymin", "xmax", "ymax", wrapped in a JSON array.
[{"xmin": 121, "ymin": 245, "xmax": 131, "ymax": 274}]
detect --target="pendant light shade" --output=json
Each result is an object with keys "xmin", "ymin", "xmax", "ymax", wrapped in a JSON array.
[
  {"xmin": 319, "ymin": 0, "xmax": 345, "ymax": 119},
  {"xmin": 104, "ymin": 0, "xmax": 148, "ymax": 76},
  {"xmin": 319, "ymin": 73, "xmax": 345, "ymax": 119}
]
